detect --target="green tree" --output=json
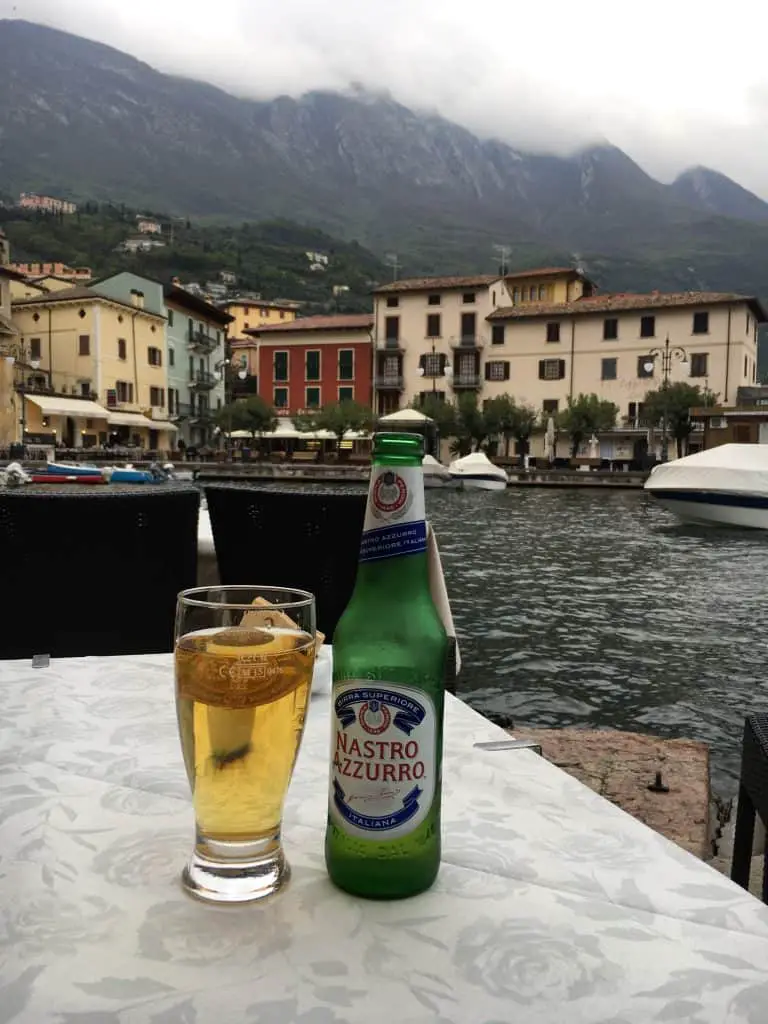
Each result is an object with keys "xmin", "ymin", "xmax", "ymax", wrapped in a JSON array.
[
  {"xmin": 410, "ymin": 394, "xmax": 457, "ymax": 437},
  {"xmin": 454, "ymin": 394, "xmax": 488, "ymax": 454},
  {"xmin": 483, "ymin": 395, "xmax": 538, "ymax": 458},
  {"xmin": 643, "ymin": 382, "xmax": 718, "ymax": 458},
  {"xmin": 315, "ymin": 400, "xmax": 374, "ymax": 454},
  {"xmin": 558, "ymin": 393, "xmax": 619, "ymax": 458},
  {"xmin": 215, "ymin": 395, "xmax": 277, "ymax": 441}
]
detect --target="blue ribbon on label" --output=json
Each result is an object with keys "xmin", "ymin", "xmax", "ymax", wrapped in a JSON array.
[
  {"xmin": 333, "ymin": 779, "xmax": 423, "ymax": 832},
  {"xmin": 359, "ymin": 521, "xmax": 427, "ymax": 563},
  {"xmin": 335, "ymin": 688, "xmax": 426, "ymax": 735}
]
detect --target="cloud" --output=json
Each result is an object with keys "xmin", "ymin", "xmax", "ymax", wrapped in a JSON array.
[{"xmin": 4, "ymin": 0, "xmax": 768, "ymax": 196}]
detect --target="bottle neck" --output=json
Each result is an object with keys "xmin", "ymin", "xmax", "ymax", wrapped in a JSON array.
[{"xmin": 355, "ymin": 460, "xmax": 430, "ymax": 593}]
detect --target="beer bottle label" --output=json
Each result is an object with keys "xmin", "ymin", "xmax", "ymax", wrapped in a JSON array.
[
  {"xmin": 329, "ymin": 681, "xmax": 437, "ymax": 840},
  {"xmin": 359, "ymin": 466, "xmax": 427, "ymax": 562}
]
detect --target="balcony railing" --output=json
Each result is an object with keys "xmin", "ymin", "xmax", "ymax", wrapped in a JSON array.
[
  {"xmin": 188, "ymin": 328, "xmax": 220, "ymax": 354},
  {"xmin": 189, "ymin": 371, "xmax": 218, "ymax": 390},
  {"xmin": 451, "ymin": 336, "xmax": 484, "ymax": 350},
  {"xmin": 452, "ymin": 373, "xmax": 481, "ymax": 389},
  {"xmin": 377, "ymin": 339, "xmax": 404, "ymax": 351},
  {"xmin": 374, "ymin": 374, "xmax": 404, "ymax": 391}
]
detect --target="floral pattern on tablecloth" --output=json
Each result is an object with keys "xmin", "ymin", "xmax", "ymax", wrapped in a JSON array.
[{"xmin": 2, "ymin": 654, "xmax": 768, "ymax": 1023}]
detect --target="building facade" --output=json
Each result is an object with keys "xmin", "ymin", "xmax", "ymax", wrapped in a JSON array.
[
  {"xmin": 18, "ymin": 193, "xmax": 77, "ymax": 214},
  {"xmin": 0, "ymin": 230, "xmax": 21, "ymax": 447},
  {"xmin": 371, "ymin": 269, "xmax": 592, "ymax": 416},
  {"xmin": 372, "ymin": 271, "xmax": 763, "ymax": 433},
  {"xmin": 223, "ymin": 297, "xmax": 301, "ymax": 341},
  {"xmin": 484, "ymin": 293, "xmax": 762, "ymax": 420},
  {"xmin": 137, "ymin": 218, "xmax": 163, "ymax": 235},
  {"xmin": 9, "ymin": 262, "xmax": 92, "ymax": 283},
  {"xmin": 240, "ymin": 314, "xmax": 373, "ymax": 414},
  {"xmin": 11, "ymin": 285, "xmax": 175, "ymax": 449},
  {"xmin": 164, "ymin": 283, "xmax": 231, "ymax": 446}
]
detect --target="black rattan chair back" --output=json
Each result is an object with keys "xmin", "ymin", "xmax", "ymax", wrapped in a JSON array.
[
  {"xmin": 0, "ymin": 483, "xmax": 199, "ymax": 659},
  {"xmin": 731, "ymin": 713, "xmax": 768, "ymax": 903},
  {"xmin": 204, "ymin": 484, "xmax": 366, "ymax": 642}
]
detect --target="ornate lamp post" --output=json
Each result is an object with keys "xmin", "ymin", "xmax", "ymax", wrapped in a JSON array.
[
  {"xmin": 416, "ymin": 343, "xmax": 452, "ymax": 457},
  {"xmin": 643, "ymin": 335, "xmax": 688, "ymax": 462},
  {"xmin": 214, "ymin": 357, "xmax": 247, "ymax": 457}
]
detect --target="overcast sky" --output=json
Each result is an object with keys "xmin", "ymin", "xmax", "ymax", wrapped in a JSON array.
[{"xmin": 4, "ymin": 0, "xmax": 768, "ymax": 197}]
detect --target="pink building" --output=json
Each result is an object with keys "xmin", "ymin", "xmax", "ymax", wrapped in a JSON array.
[{"xmin": 18, "ymin": 193, "xmax": 77, "ymax": 215}]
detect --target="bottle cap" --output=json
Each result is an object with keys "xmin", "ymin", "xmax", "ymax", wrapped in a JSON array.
[{"xmin": 373, "ymin": 432, "xmax": 424, "ymax": 460}]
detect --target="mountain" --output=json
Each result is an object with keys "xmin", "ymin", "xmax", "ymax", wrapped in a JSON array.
[
  {"xmin": 2, "ymin": 19, "xmax": 768, "ymax": 296},
  {"xmin": 670, "ymin": 167, "xmax": 768, "ymax": 225}
]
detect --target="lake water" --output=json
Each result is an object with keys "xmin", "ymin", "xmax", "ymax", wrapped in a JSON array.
[{"xmin": 426, "ymin": 487, "xmax": 768, "ymax": 797}]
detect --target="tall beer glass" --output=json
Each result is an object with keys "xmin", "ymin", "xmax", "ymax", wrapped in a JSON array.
[{"xmin": 174, "ymin": 586, "xmax": 316, "ymax": 904}]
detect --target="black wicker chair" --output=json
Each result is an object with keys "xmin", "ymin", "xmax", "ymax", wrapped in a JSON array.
[
  {"xmin": 204, "ymin": 483, "xmax": 458, "ymax": 692},
  {"xmin": 204, "ymin": 484, "xmax": 367, "ymax": 642},
  {"xmin": 730, "ymin": 713, "xmax": 768, "ymax": 903},
  {"xmin": 0, "ymin": 483, "xmax": 199, "ymax": 659}
]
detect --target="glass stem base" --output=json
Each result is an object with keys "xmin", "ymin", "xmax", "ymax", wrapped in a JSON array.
[{"xmin": 181, "ymin": 828, "xmax": 290, "ymax": 904}]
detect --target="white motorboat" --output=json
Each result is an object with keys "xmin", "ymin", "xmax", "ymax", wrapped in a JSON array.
[
  {"xmin": 422, "ymin": 454, "xmax": 454, "ymax": 488},
  {"xmin": 449, "ymin": 452, "xmax": 508, "ymax": 492},
  {"xmin": 644, "ymin": 444, "xmax": 768, "ymax": 529}
]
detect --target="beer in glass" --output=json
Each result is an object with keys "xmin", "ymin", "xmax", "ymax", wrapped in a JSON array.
[{"xmin": 175, "ymin": 586, "xmax": 316, "ymax": 903}]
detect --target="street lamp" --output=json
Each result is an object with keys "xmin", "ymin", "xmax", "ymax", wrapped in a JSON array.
[
  {"xmin": 416, "ymin": 344, "xmax": 452, "ymax": 457},
  {"xmin": 643, "ymin": 335, "xmax": 688, "ymax": 462}
]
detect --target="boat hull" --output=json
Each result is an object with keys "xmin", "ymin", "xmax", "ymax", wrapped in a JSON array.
[
  {"xmin": 650, "ymin": 489, "xmax": 768, "ymax": 530},
  {"xmin": 451, "ymin": 474, "xmax": 507, "ymax": 492},
  {"xmin": 47, "ymin": 462, "xmax": 102, "ymax": 477}
]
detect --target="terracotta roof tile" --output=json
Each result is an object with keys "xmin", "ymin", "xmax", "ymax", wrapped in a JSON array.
[
  {"xmin": 12, "ymin": 285, "xmax": 166, "ymax": 319},
  {"xmin": 374, "ymin": 275, "xmax": 498, "ymax": 294},
  {"xmin": 487, "ymin": 291, "xmax": 768, "ymax": 322},
  {"xmin": 242, "ymin": 313, "xmax": 373, "ymax": 336},
  {"xmin": 503, "ymin": 266, "xmax": 586, "ymax": 281}
]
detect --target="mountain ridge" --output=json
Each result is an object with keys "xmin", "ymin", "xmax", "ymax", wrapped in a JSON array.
[{"xmin": 2, "ymin": 19, "xmax": 768, "ymax": 296}]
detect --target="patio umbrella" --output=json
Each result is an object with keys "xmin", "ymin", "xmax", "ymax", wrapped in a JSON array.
[{"xmin": 544, "ymin": 417, "xmax": 556, "ymax": 464}]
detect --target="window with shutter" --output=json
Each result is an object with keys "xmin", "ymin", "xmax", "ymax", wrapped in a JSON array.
[
  {"xmin": 692, "ymin": 311, "xmax": 709, "ymax": 335},
  {"xmin": 603, "ymin": 318, "xmax": 618, "ymax": 340},
  {"xmin": 338, "ymin": 350, "xmax": 354, "ymax": 380},
  {"xmin": 424, "ymin": 353, "xmax": 442, "ymax": 377},
  {"xmin": 546, "ymin": 322, "xmax": 560, "ymax": 343},
  {"xmin": 273, "ymin": 351, "xmax": 289, "ymax": 381},
  {"xmin": 637, "ymin": 356, "xmax": 654, "ymax": 379},
  {"xmin": 385, "ymin": 317, "xmax": 400, "ymax": 341},
  {"xmin": 426, "ymin": 314, "xmax": 441, "ymax": 338},
  {"xmin": 538, "ymin": 359, "xmax": 565, "ymax": 380},
  {"xmin": 601, "ymin": 358, "xmax": 617, "ymax": 381},
  {"xmin": 485, "ymin": 361, "xmax": 509, "ymax": 381},
  {"xmin": 640, "ymin": 316, "xmax": 655, "ymax": 338},
  {"xmin": 491, "ymin": 324, "xmax": 505, "ymax": 345}
]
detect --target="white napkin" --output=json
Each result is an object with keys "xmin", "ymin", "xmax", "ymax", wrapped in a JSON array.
[{"xmin": 428, "ymin": 523, "xmax": 461, "ymax": 673}]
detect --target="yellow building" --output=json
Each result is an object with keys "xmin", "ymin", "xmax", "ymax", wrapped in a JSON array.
[
  {"xmin": 0, "ymin": 229, "xmax": 25, "ymax": 447},
  {"xmin": 11, "ymin": 285, "xmax": 176, "ymax": 449},
  {"xmin": 222, "ymin": 297, "xmax": 300, "ymax": 340}
]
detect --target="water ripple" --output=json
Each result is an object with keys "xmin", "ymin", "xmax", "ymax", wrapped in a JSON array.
[{"xmin": 427, "ymin": 487, "xmax": 768, "ymax": 796}]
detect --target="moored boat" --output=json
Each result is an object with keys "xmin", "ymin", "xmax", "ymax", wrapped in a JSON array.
[
  {"xmin": 422, "ymin": 454, "xmax": 454, "ymax": 488},
  {"xmin": 46, "ymin": 462, "xmax": 157, "ymax": 484},
  {"xmin": 449, "ymin": 452, "xmax": 508, "ymax": 492},
  {"xmin": 644, "ymin": 443, "xmax": 768, "ymax": 529}
]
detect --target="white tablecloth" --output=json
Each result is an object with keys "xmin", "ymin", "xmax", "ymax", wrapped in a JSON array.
[{"xmin": 3, "ymin": 654, "xmax": 768, "ymax": 1023}]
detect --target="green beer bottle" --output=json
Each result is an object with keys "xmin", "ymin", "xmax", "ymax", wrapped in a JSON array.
[{"xmin": 325, "ymin": 432, "xmax": 448, "ymax": 899}]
